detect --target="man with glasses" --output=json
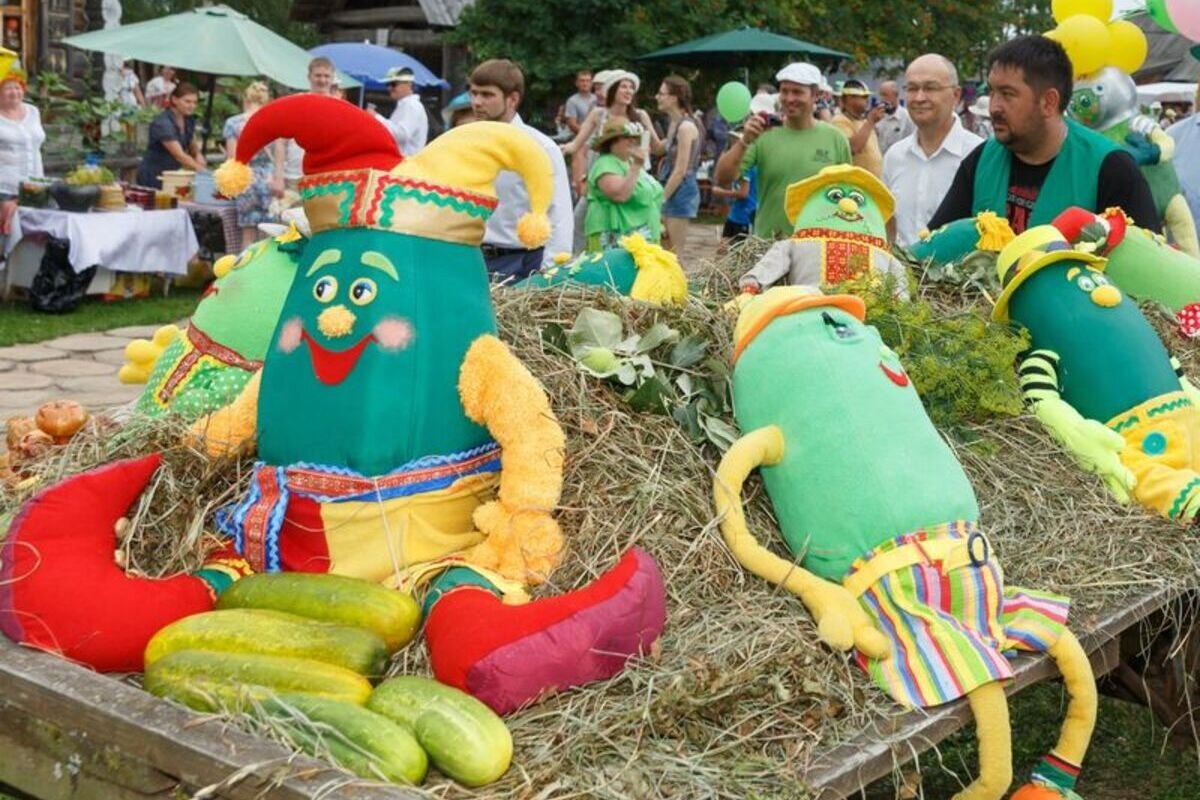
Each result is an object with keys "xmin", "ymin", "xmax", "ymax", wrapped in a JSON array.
[
  {"xmin": 883, "ymin": 54, "xmax": 982, "ymax": 247},
  {"xmin": 927, "ymin": 36, "xmax": 1157, "ymax": 236}
]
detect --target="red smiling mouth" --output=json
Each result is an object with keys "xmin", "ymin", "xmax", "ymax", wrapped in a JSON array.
[
  {"xmin": 301, "ymin": 329, "xmax": 374, "ymax": 385},
  {"xmin": 880, "ymin": 361, "xmax": 909, "ymax": 387}
]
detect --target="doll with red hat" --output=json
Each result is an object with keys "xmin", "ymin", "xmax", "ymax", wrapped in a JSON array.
[
  {"xmin": 1, "ymin": 96, "xmax": 666, "ymax": 716},
  {"xmin": 1052, "ymin": 205, "xmax": 1200, "ymax": 338}
]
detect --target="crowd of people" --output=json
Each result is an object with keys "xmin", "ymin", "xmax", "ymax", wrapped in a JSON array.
[{"xmin": 1, "ymin": 36, "xmax": 1197, "ymax": 284}]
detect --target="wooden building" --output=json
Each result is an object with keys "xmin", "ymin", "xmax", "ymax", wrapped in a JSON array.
[{"xmin": 291, "ymin": 0, "xmax": 472, "ymax": 90}]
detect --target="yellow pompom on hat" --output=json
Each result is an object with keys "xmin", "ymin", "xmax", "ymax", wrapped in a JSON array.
[{"xmin": 214, "ymin": 94, "xmax": 552, "ymax": 248}]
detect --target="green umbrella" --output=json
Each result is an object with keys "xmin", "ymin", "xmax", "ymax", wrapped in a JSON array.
[
  {"xmin": 638, "ymin": 26, "xmax": 850, "ymax": 67},
  {"xmin": 62, "ymin": 5, "xmax": 359, "ymax": 90}
]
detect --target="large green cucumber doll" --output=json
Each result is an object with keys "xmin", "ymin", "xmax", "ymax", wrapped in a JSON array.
[
  {"xmin": 0, "ymin": 97, "xmax": 667, "ymax": 702},
  {"xmin": 192, "ymin": 95, "xmax": 666, "ymax": 714},
  {"xmin": 994, "ymin": 225, "xmax": 1200, "ymax": 522},
  {"xmin": 713, "ymin": 286, "xmax": 1098, "ymax": 800},
  {"xmin": 118, "ymin": 228, "xmax": 303, "ymax": 420}
]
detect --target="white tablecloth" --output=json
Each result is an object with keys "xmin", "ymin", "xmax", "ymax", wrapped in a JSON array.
[{"xmin": 5, "ymin": 207, "xmax": 198, "ymax": 275}]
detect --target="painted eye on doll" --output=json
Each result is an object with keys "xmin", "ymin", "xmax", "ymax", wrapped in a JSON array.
[
  {"xmin": 313, "ymin": 276, "xmax": 338, "ymax": 303},
  {"xmin": 1076, "ymin": 275, "xmax": 1096, "ymax": 292},
  {"xmin": 848, "ymin": 190, "xmax": 866, "ymax": 206},
  {"xmin": 822, "ymin": 311, "xmax": 858, "ymax": 341},
  {"xmin": 349, "ymin": 277, "xmax": 377, "ymax": 306},
  {"xmin": 825, "ymin": 188, "xmax": 845, "ymax": 203}
]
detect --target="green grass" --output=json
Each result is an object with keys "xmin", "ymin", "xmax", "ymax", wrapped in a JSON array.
[
  {"xmin": 0, "ymin": 289, "xmax": 202, "ymax": 347},
  {"xmin": 865, "ymin": 682, "xmax": 1200, "ymax": 799}
]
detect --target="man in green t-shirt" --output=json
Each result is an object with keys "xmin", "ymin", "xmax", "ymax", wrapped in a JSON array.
[{"xmin": 715, "ymin": 62, "xmax": 852, "ymax": 238}]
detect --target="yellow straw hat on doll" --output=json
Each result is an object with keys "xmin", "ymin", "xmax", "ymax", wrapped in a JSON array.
[
  {"xmin": 784, "ymin": 164, "xmax": 896, "ymax": 227},
  {"xmin": 992, "ymin": 224, "xmax": 1106, "ymax": 322}
]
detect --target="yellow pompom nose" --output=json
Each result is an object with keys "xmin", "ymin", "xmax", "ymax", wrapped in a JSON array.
[
  {"xmin": 1091, "ymin": 284, "xmax": 1121, "ymax": 308},
  {"xmin": 318, "ymin": 305, "xmax": 356, "ymax": 338},
  {"xmin": 838, "ymin": 197, "xmax": 860, "ymax": 215}
]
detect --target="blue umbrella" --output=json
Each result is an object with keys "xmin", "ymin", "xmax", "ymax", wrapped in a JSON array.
[{"xmin": 310, "ymin": 42, "xmax": 449, "ymax": 90}]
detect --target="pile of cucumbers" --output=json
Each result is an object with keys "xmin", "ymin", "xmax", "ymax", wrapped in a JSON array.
[{"xmin": 143, "ymin": 573, "xmax": 512, "ymax": 787}]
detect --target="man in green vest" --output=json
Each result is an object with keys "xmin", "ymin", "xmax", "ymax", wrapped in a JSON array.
[{"xmin": 927, "ymin": 35, "xmax": 1158, "ymax": 236}]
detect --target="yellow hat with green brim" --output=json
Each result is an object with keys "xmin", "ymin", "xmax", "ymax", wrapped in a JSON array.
[
  {"xmin": 784, "ymin": 164, "xmax": 895, "ymax": 226},
  {"xmin": 991, "ymin": 224, "xmax": 1106, "ymax": 323}
]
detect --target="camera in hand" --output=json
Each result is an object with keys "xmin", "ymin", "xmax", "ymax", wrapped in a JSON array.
[{"xmin": 763, "ymin": 114, "xmax": 784, "ymax": 128}]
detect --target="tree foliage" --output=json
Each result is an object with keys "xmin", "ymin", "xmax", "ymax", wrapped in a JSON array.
[
  {"xmin": 453, "ymin": 0, "xmax": 1055, "ymax": 110},
  {"xmin": 120, "ymin": 0, "xmax": 318, "ymax": 48}
]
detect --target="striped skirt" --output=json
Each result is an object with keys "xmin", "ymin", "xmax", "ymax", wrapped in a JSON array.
[{"xmin": 848, "ymin": 520, "xmax": 1069, "ymax": 709}]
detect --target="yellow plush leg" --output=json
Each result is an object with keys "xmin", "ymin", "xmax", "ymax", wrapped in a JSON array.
[
  {"xmin": 186, "ymin": 370, "xmax": 261, "ymax": 457},
  {"xmin": 1165, "ymin": 194, "xmax": 1200, "ymax": 258},
  {"xmin": 953, "ymin": 681, "xmax": 1013, "ymax": 800},
  {"xmin": 458, "ymin": 334, "xmax": 566, "ymax": 586},
  {"xmin": 714, "ymin": 427, "xmax": 888, "ymax": 658},
  {"xmin": 1048, "ymin": 630, "xmax": 1098, "ymax": 764}
]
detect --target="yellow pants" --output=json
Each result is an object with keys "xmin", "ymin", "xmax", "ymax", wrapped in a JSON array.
[{"xmin": 1109, "ymin": 391, "xmax": 1200, "ymax": 519}]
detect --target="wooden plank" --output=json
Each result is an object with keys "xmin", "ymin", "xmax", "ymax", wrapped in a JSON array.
[
  {"xmin": 805, "ymin": 585, "xmax": 1180, "ymax": 799},
  {"xmin": 329, "ymin": 6, "xmax": 427, "ymax": 27},
  {"xmin": 0, "ymin": 638, "xmax": 419, "ymax": 799}
]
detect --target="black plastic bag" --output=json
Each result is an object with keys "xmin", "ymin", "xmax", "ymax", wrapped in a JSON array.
[{"xmin": 29, "ymin": 237, "xmax": 96, "ymax": 313}]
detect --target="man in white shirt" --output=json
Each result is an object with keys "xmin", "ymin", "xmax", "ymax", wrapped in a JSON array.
[
  {"xmin": 376, "ymin": 67, "xmax": 428, "ymax": 156},
  {"xmin": 875, "ymin": 80, "xmax": 914, "ymax": 154},
  {"xmin": 469, "ymin": 58, "xmax": 573, "ymax": 283},
  {"xmin": 883, "ymin": 54, "xmax": 982, "ymax": 248}
]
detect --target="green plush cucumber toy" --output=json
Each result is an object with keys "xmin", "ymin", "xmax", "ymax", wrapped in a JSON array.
[
  {"xmin": 995, "ymin": 224, "xmax": 1200, "ymax": 522},
  {"xmin": 714, "ymin": 285, "xmax": 1096, "ymax": 800}
]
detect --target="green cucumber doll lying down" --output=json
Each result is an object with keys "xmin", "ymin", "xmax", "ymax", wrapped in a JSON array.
[{"xmin": 714, "ymin": 286, "xmax": 1097, "ymax": 800}]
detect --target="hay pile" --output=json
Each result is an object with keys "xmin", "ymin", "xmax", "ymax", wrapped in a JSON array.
[{"xmin": 3, "ymin": 248, "xmax": 1200, "ymax": 799}]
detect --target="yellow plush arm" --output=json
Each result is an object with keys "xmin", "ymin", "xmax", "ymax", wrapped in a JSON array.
[
  {"xmin": 1149, "ymin": 127, "xmax": 1175, "ymax": 162},
  {"xmin": 459, "ymin": 335, "xmax": 566, "ymax": 585},
  {"xmin": 714, "ymin": 426, "xmax": 889, "ymax": 659},
  {"xmin": 186, "ymin": 370, "xmax": 260, "ymax": 457}
]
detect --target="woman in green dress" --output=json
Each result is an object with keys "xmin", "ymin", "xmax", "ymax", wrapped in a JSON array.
[{"xmin": 584, "ymin": 116, "xmax": 664, "ymax": 251}]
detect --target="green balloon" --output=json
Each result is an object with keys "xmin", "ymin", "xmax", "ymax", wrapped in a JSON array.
[
  {"xmin": 1149, "ymin": 0, "xmax": 1179, "ymax": 33},
  {"xmin": 716, "ymin": 81, "xmax": 752, "ymax": 123}
]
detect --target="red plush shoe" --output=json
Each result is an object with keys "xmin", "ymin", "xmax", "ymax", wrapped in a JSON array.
[
  {"xmin": 0, "ymin": 454, "xmax": 220, "ymax": 672},
  {"xmin": 424, "ymin": 548, "xmax": 666, "ymax": 715}
]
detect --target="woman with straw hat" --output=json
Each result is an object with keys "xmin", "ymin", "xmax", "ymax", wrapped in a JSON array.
[{"xmin": 585, "ymin": 116, "xmax": 664, "ymax": 251}]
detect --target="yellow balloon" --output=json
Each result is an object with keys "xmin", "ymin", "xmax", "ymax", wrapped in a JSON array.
[
  {"xmin": 1107, "ymin": 19, "xmax": 1148, "ymax": 74},
  {"xmin": 1052, "ymin": 0, "xmax": 1113, "ymax": 24},
  {"xmin": 1051, "ymin": 15, "xmax": 1112, "ymax": 77}
]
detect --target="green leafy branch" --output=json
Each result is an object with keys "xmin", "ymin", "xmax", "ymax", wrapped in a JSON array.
[{"xmin": 545, "ymin": 308, "xmax": 738, "ymax": 451}]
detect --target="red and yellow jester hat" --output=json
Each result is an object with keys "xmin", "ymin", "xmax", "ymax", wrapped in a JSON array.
[{"xmin": 215, "ymin": 94, "xmax": 551, "ymax": 248}]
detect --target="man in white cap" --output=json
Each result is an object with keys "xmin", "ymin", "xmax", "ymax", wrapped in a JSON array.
[
  {"xmin": 375, "ymin": 66, "xmax": 428, "ymax": 156},
  {"xmin": 714, "ymin": 61, "xmax": 852, "ymax": 238},
  {"xmin": 883, "ymin": 54, "xmax": 982, "ymax": 247}
]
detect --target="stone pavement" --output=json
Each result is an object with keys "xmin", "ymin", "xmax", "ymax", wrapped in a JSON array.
[{"xmin": 0, "ymin": 326, "xmax": 162, "ymax": 442}]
